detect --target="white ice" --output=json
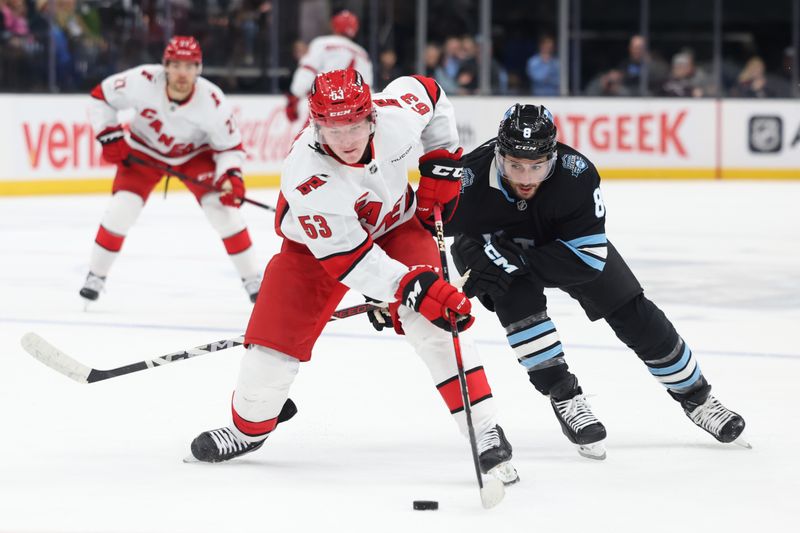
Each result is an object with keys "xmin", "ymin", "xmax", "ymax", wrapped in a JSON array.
[{"xmin": 1, "ymin": 181, "xmax": 798, "ymax": 533}]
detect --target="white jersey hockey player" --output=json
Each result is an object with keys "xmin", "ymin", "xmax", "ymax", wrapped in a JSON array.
[
  {"xmin": 80, "ymin": 36, "xmax": 263, "ymax": 304},
  {"xmin": 188, "ymin": 69, "xmax": 519, "ymax": 488},
  {"xmin": 284, "ymin": 10, "xmax": 373, "ymax": 121}
]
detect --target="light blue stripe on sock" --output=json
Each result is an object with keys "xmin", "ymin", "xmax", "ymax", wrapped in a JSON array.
[
  {"xmin": 664, "ymin": 366, "xmax": 702, "ymax": 390},
  {"xmin": 507, "ymin": 320, "xmax": 555, "ymax": 346},
  {"xmin": 648, "ymin": 344, "xmax": 691, "ymax": 376},
  {"xmin": 519, "ymin": 343, "xmax": 564, "ymax": 369}
]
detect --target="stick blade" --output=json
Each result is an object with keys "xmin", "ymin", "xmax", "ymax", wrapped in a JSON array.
[
  {"xmin": 20, "ymin": 332, "xmax": 92, "ymax": 384},
  {"xmin": 480, "ymin": 477, "xmax": 505, "ymax": 509}
]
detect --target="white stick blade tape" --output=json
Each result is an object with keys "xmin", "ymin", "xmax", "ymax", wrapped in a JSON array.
[
  {"xmin": 20, "ymin": 333, "xmax": 92, "ymax": 384},
  {"xmin": 480, "ymin": 477, "xmax": 505, "ymax": 509}
]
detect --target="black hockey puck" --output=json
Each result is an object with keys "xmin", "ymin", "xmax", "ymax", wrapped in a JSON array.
[{"xmin": 413, "ymin": 500, "xmax": 438, "ymax": 511}]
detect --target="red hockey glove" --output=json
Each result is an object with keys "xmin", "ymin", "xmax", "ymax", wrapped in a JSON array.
[
  {"xmin": 97, "ymin": 125, "xmax": 131, "ymax": 165},
  {"xmin": 285, "ymin": 94, "xmax": 300, "ymax": 122},
  {"xmin": 395, "ymin": 266, "xmax": 474, "ymax": 332},
  {"xmin": 218, "ymin": 168, "xmax": 245, "ymax": 207},
  {"xmin": 415, "ymin": 148, "xmax": 463, "ymax": 226}
]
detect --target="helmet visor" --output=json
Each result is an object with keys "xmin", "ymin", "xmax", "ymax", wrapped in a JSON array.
[{"xmin": 495, "ymin": 148, "xmax": 557, "ymax": 186}]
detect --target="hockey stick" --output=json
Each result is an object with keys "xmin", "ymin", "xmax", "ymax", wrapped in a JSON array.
[
  {"xmin": 432, "ymin": 204, "xmax": 505, "ymax": 509},
  {"xmin": 20, "ymin": 302, "xmax": 381, "ymax": 384},
  {"xmin": 127, "ymin": 155, "xmax": 276, "ymax": 212}
]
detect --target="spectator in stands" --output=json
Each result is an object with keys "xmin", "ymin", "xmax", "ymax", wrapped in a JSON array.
[
  {"xmin": 585, "ymin": 69, "xmax": 631, "ymax": 97},
  {"xmin": 729, "ymin": 56, "xmax": 773, "ymax": 98},
  {"xmin": 376, "ymin": 48, "xmax": 403, "ymax": 91},
  {"xmin": 423, "ymin": 42, "xmax": 442, "ymax": 78},
  {"xmin": 617, "ymin": 34, "xmax": 668, "ymax": 96},
  {"xmin": 526, "ymin": 34, "xmax": 559, "ymax": 96},
  {"xmin": 435, "ymin": 36, "xmax": 461, "ymax": 93},
  {"xmin": 661, "ymin": 51, "xmax": 711, "ymax": 97},
  {"xmin": 768, "ymin": 46, "xmax": 796, "ymax": 97},
  {"xmin": 455, "ymin": 34, "xmax": 479, "ymax": 94}
]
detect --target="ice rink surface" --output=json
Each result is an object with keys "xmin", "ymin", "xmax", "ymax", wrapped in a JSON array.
[{"xmin": 1, "ymin": 181, "xmax": 798, "ymax": 533}]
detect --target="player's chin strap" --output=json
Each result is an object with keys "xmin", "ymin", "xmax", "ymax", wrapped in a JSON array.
[{"xmin": 126, "ymin": 155, "xmax": 276, "ymax": 212}]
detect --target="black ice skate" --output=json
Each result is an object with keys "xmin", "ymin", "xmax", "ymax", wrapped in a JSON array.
[
  {"xmin": 681, "ymin": 392, "xmax": 750, "ymax": 448},
  {"xmin": 187, "ymin": 398, "xmax": 298, "ymax": 463},
  {"xmin": 79, "ymin": 272, "xmax": 106, "ymax": 303},
  {"xmin": 477, "ymin": 425, "xmax": 519, "ymax": 485},
  {"xmin": 189, "ymin": 427, "xmax": 265, "ymax": 463},
  {"xmin": 549, "ymin": 375, "xmax": 607, "ymax": 460}
]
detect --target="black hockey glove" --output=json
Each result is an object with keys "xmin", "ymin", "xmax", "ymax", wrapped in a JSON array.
[
  {"xmin": 365, "ymin": 297, "xmax": 393, "ymax": 332},
  {"xmin": 451, "ymin": 233, "xmax": 529, "ymax": 299}
]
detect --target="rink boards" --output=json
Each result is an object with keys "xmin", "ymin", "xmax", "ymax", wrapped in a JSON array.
[{"xmin": 0, "ymin": 94, "xmax": 798, "ymax": 195}]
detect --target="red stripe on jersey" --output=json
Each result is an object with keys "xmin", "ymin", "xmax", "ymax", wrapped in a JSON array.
[
  {"xmin": 95, "ymin": 225, "xmax": 125, "ymax": 252},
  {"xmin": 90, "ymin": 84, "xmax": 106, "ymax": 101},
  {"xmin": 232, "ymin": 406, "xmax": 278, "ymax": 438},
  {"xmin": 319, "ymin": 235, "xmax": 374, "ymax": 281},
  {"xmin": 215, "ymin": 143, "xmax": 245, "ymax": 154},
  {"xmin": 274, "ymin": 192, "xmax": 289, "ymax": 238},
  {"xmin": 301, "ymin": 64, "xmax": 318, "ymax": 74},
  {"xmin": 410, "ymin": 75, "xmax": 441, "ymax": 108},
  {"xmin": 223, "ymin": 229, "xmax": 253, "ymax": 255},
  {"xmin": 436, "ymin": 366, "xmax": 493, "ymax": 414}
]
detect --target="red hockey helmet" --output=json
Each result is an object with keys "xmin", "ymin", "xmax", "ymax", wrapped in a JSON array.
[
  {"xmin": 163, "ymin": 36, "xmax": 203, "ymax": 64},
  {"xmin": 308, "ymin": 69, "xmax": 373, "ymax": 127},
  {"xmin": 331, "ymin": 10, "xmax": 359, "ymax": 38}
]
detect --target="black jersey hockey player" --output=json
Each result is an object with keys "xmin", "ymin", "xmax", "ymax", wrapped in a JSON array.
[{"xmin": 395, "ymin": 103, "xmax": 749, "ymax": 459}]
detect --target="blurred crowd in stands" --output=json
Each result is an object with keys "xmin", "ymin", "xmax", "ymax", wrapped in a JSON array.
[{"xmin": 1, "ymin": 0, "xmax": 796, "ymax": 97}]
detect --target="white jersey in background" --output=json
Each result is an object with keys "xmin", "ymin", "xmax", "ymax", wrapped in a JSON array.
[
  {"xmin": 88, "ymin": 64, "xmax": 245, "ymax": 180},
  {"xmin": 276, "ymin": 75, "xmax": 457, "ymax": 302},
  {"xmin": 289, "ymin": 35, "xmax": 374, "ymax": 98}
]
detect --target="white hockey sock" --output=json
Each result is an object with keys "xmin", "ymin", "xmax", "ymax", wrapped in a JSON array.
[
  {"xmin": 231, "ymin": 345, "xmax": 300, "ymax": 442},
  {"xmin": 397, "ymin": 306, "xmax": 498, "ymax": 439}
]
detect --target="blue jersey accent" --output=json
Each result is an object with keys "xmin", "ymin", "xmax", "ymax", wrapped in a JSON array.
[
  {"xmin": 565, "ymin": 234, "xmax": 607, "ymax": 248},
  {"xmin": 558, "ymin": 237, "xmax": 607, "ymax": 271}
]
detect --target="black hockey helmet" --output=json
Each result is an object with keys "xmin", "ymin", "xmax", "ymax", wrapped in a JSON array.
[{"xmin": 496, "ymin": 104, "xmax": 557, "ymax": 160}]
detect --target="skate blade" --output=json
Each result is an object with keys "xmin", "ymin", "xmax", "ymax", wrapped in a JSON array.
[
  {"xmin": 182, "ymin": 454, "xmax": 200, "ymax": 463},
  {"xmin": 577, "ymin": 442, "xmax": 606, "ymax": 460},
  {"xmin": 486, "ymin": 461, "xmax": 520, "ymax": 486},
  {"xmin": 732, "ymin": 432, "xmax": 752, "ymax": 449},
  {"xmin": 480, "ymin": 477, "xmax": 505, "ymax": 509}
]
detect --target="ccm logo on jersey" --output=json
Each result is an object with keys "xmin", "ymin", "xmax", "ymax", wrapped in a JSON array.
[
  {"xmin": 432, "ymin": 164, "xmax": 463, "ymax": 178},
  {"xmin": 296, "ymin": 174, "xmax": 329, "ymax": 195},
  {"xmin": 483, "ymin": 243, "xmax": 519, "ymax": 273}
]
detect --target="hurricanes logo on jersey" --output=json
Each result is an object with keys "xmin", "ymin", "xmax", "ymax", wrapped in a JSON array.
[{"xmin": 296, "ymin": 174, "xmax": 329, "ymax": 195}]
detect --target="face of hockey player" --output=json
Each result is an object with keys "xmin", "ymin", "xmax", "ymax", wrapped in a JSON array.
[
  {"xmin": 165, "ymin": 60, "xmax": 201, "ymax": 100},
  {"xmin": 318, "ymin": 117, "xmax": 373, "ymax": 164},
  {"xmin": 497, "ymin": 153, "xmax": 556, "ymax": 200}
]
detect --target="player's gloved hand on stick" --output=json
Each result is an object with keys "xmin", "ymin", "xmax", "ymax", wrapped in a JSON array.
[
  {"xmin": 415, "ymin": 148, "xmax": 463, "ymax": 226},
  {"xmin": 217, "ymin": 168, "xmax": 245, "ymax": 207},
  {"xmin": 396, "ymin": 265, "xmax": 474, "ymax": 332},
  {"xmin": 365, "ymin": 297, "xmax": 393, "ymax": 332},
  {"xmin": 285, "ymin": 94, "xmax": 300, "ymax": 122},
  {"xmin": 452, "ymin": 233, "xmax": 529, "ymax": 299},
  {"xmin": 97, "ymin": 125, "xmax": 131, "ymax": 165}
]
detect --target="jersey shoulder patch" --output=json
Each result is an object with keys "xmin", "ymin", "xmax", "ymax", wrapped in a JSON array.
[
  {"xmin": 561, "ymin": 153, "xmax": 589, "ymax": 177},
  {"xmin": 296, "ymin": 174, "xmax": 330, "ymax": 195}
]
